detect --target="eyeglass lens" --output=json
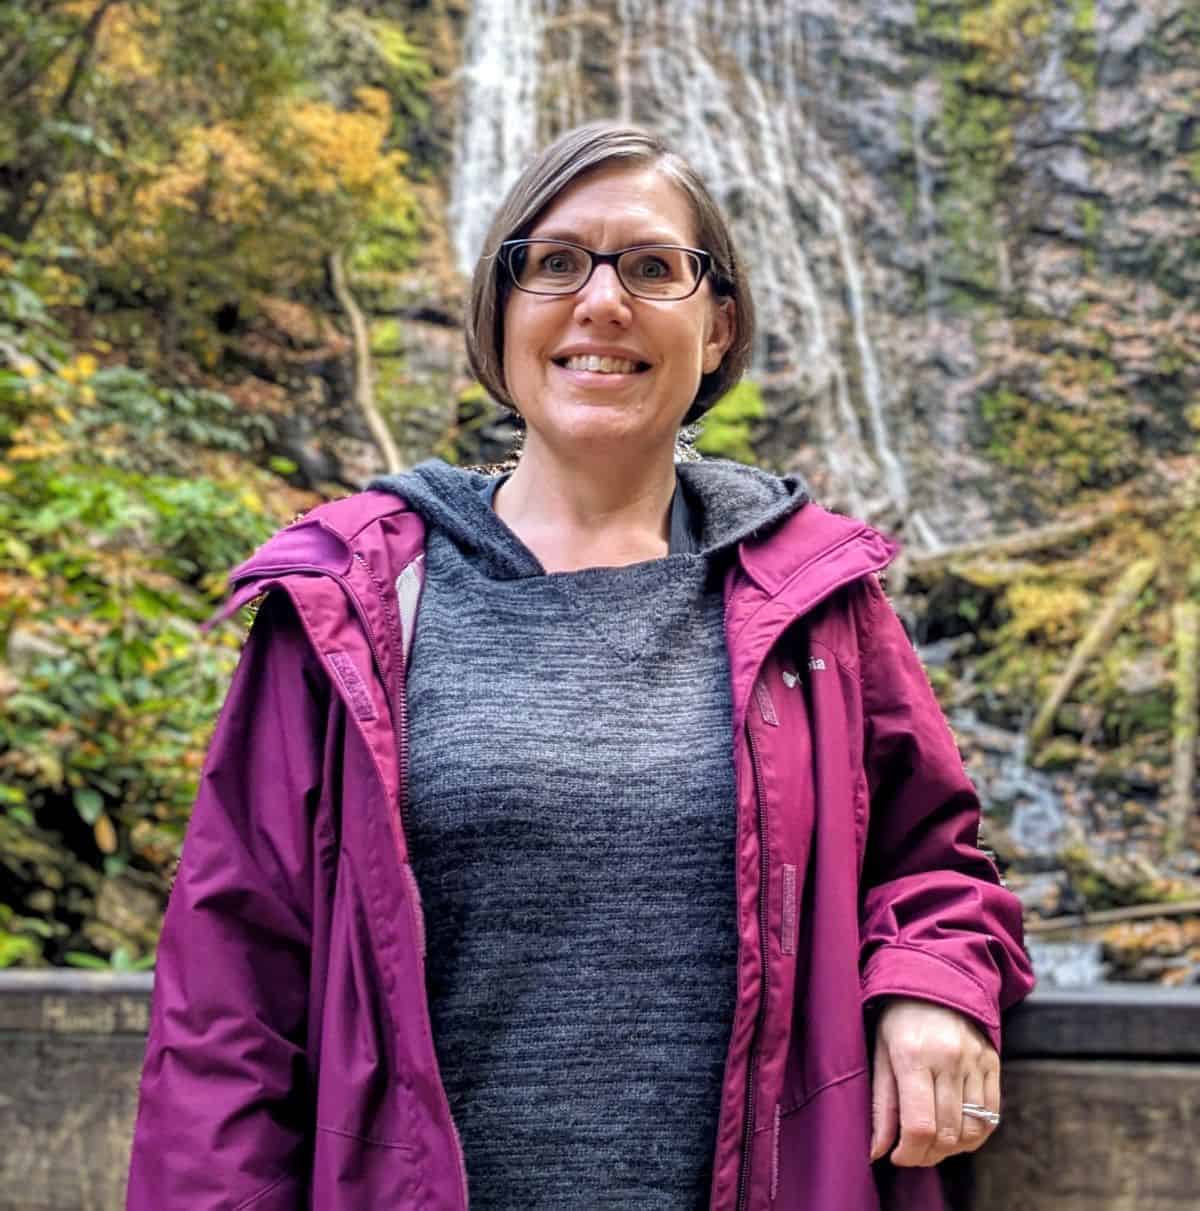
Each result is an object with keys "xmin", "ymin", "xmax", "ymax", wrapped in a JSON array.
[{"xmin": 509, "ymin": 241, "xmax": 702, "ymax": 299}]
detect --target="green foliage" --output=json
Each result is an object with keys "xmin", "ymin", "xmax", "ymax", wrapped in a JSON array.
[
  {"xmin": 979, "ymin": 379, "xmax": 1133, "ymax": 504},
  {"xmin": 0, "ymin": 904, "xmax": 41, "ymax": 968},
  {"xmin": 156, "ymin": 0, "xmax": 320, "ymax": 118},
  {"xmin": 64, "ymin": 946, "xmax": 155, "ymax": 971},
  {"xmin": 324, "ymin": 9, "xmax": 433, "ymax": 127},
  {"xmin": 0, "ymin": 0, "xmax": 439, "ymax": 967},
  {"xmin": 695, "ymin": 379, "xmax": 765, "ymax": 464},
  {"xmin": 971, "ymin": 587, "xmax": 1070, "ymax": 703},
  {"xmin": 1, "ymin": 1, "xmax": 431, "ymax": 337},
  {"xmin": 0, "ymin": 264, "xmax": 300, "ymax": 967}
]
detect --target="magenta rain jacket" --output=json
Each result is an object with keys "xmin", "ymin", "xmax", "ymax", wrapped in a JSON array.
[{"xmin": 126, "ymin": 488, "xmax": 1035, "ymax": 1211}]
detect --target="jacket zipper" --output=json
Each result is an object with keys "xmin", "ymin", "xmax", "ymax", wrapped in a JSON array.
[
  {"xmin": 735, "ymin": 705, "xmax": 772, "ymax": 1211},
  {"xmin": 356, "ymin": 551, "xmax": 471, "ymax": 1211},
  {"xmin": 247, "ymin": 556, "xmax": 470, "ymax": 1209},
  {"xmin": 352, "ymin": 552, "xmax": 412, "ymax": 838}
]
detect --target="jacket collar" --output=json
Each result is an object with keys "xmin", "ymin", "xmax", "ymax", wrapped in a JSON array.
[
  {"xmin": 207, "ymin": 490, "xmax": 423, "ymax": 632},
  {"xmin": 735, "ymin": 502, "xmax": 899, "ymax": 610},
  {"xmin": 226, "ymin": 491, "xmax": 420, "ymax": 583},
  {"xmin": 212, "ymin": 492, "xmax": 897, "ymax": 645}
]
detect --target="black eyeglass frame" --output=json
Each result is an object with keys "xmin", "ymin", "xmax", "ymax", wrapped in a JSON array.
[{"xmin": 499, "ymin": 238, "xmax": 713, "ymax": 301}]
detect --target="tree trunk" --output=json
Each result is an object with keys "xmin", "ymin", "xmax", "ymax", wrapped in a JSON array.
[
  {"xmin": 328, "ymin": 249, "xmax": 403, "ymax": 476},
  {"xmin": 1165, "ymin": 600, "xmax": 1199, "ymax": 855},
  {"xmin": 1027, "ymin": 557, "xmax": 1158, "ymax": 747}
]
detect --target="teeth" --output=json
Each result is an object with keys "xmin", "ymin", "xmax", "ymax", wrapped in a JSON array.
[{"xmin": 562, "ymin": 354, "xmax": 641, "ymax": 374}]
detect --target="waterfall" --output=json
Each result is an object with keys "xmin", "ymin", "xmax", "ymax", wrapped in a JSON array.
[
  {"xmin": 450, "ymin": 0, "xmax": 911, "ymax": 525},
  {"xmin": 448, "ymin": 0, "xmax": 544, "ymax": 271},
  {"xmin": 815, "ymin": 179, "xmax": 909, "ymax": 515}
]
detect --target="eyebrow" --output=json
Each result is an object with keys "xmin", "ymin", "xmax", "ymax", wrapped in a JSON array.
[{"xmin": 527, "ymin": 227, "xmax": 691, "ymax": 247}]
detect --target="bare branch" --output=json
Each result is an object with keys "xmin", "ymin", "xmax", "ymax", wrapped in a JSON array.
[{"xmin": 1025, "ymin": 899, "xmax": 1200, "ymax": 934}]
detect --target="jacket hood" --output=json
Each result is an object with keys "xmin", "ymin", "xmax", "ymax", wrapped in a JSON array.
[{"xmin": 367, "ymin": 457, "xmax": 810, "ymax": 578}]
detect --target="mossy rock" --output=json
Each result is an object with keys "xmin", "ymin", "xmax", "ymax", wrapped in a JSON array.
[{"xmin": 694, "ymin": 380, "xmax": 765, "ymax": 465}]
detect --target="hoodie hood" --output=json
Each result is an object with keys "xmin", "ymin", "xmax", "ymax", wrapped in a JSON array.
[{"xmin": 368, "ymin": 457, "xmax": 809, "ymax": 580}]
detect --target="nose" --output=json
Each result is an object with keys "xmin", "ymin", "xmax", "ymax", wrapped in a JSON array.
[{"xmin": 573, "ymin": 261, "xmax": 632, "ymax": 325}]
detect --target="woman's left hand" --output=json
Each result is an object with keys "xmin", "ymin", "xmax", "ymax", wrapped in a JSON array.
[{"xmin": 868, "ymin": 996, "xmax": 1001, "ymax": 1167}]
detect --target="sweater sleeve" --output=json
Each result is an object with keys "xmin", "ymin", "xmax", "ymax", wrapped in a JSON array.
[
  {"xmin": 126, "ymin": 591, "xmax": 337, "ymax": 1210},
  {"xmin": 854, "ymin": 575, "xmax": 1035, "ymax": 1052}
]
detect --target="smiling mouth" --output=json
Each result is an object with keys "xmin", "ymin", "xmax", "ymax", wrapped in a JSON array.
[{"xmin": 554, "ymin": 354, "xmax": 650, "ymax": 374}]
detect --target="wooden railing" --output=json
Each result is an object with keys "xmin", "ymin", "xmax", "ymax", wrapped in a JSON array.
[
  {"xmin": 1, "ymin": 973, "xmax": 1197, "ymax": 1210},
  {"xmin": 968, "ymin": 986, "xmax": 1200, "ymax": 1211}
]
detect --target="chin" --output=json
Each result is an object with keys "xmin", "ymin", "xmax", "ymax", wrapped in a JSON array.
[{"xmin": 547, "ymin": 405, "xmax": 671, "ymax": 450}]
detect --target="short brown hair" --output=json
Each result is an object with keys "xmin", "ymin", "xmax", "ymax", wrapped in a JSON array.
[{"xmin": 465, "ymin": 123, "xmax": 756, "ymax": 427}]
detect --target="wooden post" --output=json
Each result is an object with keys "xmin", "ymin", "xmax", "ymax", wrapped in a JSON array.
[
  {"xmin": 1165, "ymin": 599, "xmax": 1199, "ymax": 855},
  {"xmin": 1028, "ymin": 558, "xmax": 1157, "ymax": 747}
]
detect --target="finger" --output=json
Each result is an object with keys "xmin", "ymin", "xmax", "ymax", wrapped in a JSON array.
[
  {"xmin": 870, "ymin": 1032, "xmax": 899, "ymax": 1162},
  {"xmin": 889, "ymin": 1064, "xmax": 938, "ymax": 1167},
  {"xmin": 930, "ymin": 1065, "xmax": 964, "ymax": 1164},
  {"xmin": 959, "ymin": 1066, "xmax": 990, "ymax": 1153},
  {"xmin": 985, "ymin": 1057, "xmax": 1002, "ymax": 1122}
]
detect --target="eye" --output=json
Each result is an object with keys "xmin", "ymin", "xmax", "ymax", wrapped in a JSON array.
[
  {"xmin": 629, "ymin": 253, "xmax": 673, "ymax": 280},
  {"xmin": 538, "ymin": 248, "xmax": 582, "ymax": 275}
]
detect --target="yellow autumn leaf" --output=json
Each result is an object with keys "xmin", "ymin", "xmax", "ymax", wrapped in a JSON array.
[{"xmin": 94, "ymin": 813, "xmax": 118, "ymax": 855}]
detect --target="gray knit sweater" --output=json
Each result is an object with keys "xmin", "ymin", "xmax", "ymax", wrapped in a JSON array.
[{"xmin": 369, "ymin": 458, "xmax": 808, "ymax": 1210}]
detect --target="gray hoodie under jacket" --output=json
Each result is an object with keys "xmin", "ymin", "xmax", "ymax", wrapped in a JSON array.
[{"xmin": 368, "ymin": 457, "xmax": 809, "ymax": 1210}]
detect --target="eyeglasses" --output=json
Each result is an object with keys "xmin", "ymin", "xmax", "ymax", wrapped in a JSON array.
[{"xmin": 499, "ymin": 238, "xmax": 712, "ymax": 301}]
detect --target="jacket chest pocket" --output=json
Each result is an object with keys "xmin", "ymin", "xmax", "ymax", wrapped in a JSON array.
[
  {"xmin": 750, "ymin": 649, "xmax": 817, "ymax": 868},
  {"xmin": 746, "ymin": 656, "xmax": 816, "ymax": 991}
]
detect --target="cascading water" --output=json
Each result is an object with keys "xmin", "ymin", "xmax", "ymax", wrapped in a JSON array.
[
  {"xmin": 440, "ymin": 0, "xmax": 1200, "ymax": 991},
  {"xmin": 448, "ymin": 0, "xmax": 543, "ymax": 272},
  {"xmin": 449, "ymin": 0, "xmax": 918, "ymax": 533}
]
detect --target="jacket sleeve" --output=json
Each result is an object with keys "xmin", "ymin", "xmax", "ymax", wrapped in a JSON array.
[
  {"xmin": 854, "ymin": 575, "xmax": 1035, "ymax": 1052},
  {"xmin": 127, "ymin": 591, "xmax": 336, "ymax": 1210}
]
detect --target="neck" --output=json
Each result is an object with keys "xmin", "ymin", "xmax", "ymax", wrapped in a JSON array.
[{"xmin": 494, "ymin": 433, "xmax": 677, "ymax": 571}]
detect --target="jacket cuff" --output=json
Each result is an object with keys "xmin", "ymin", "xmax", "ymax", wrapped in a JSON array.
[{"xmin": 860, "ymin": 944, "xmax": 1003, "ymax": 1053}]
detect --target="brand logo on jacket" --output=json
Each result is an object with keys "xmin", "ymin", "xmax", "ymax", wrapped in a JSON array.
[{"xmin": 782, "ymin": 658, "xmax": 824, "ymax": 689}]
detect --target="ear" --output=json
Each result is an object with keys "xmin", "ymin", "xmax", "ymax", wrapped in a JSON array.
[{"xmin": 702, "ymin": 297, "xmax": 736, "ymax": 375}]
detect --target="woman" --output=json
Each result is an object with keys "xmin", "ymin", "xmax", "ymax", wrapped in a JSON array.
[{"xmin": 127, "ymin": 123, "xmax": 1034, "ymax": 1210}]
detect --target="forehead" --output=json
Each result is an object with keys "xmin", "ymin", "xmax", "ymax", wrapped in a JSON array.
[{"xmin": 528, "ymin": 164, "xmax": 699, "ymax": 247}]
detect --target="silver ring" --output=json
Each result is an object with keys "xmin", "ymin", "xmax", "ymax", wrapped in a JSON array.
[{"xmin": 962, "ymin": 1103, "xmax": 1001, "ymax": 1127}]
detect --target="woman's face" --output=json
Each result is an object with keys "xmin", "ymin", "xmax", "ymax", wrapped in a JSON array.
[{"xmin": 501, "ymin": 164, "xmax": 735, "ymax": 459}]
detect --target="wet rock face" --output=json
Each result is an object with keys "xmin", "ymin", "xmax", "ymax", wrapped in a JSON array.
[{"xmin": 442, "ymin": 0, "xmax": 1200, "ymax": 541}]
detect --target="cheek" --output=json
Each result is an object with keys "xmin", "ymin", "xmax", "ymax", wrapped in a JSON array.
[
  {"xmin": 501, "ymin": 300, "xmax": 554, "ymax": 380},
  {"xmin": 680, "ymin": 315, "xmax": 714, "ymax": 375}
]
